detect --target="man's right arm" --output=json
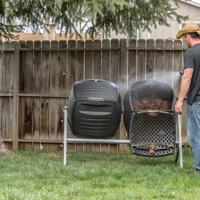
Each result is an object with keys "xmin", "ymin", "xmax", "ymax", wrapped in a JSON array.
[{"xmin": 175, "ymin": 68, "xmax": 193, "ymax": 113}]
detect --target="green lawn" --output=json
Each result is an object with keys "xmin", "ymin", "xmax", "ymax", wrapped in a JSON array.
[{"xmin": 0, "ymin": 146, "xmax": 200, "ymax": 200}]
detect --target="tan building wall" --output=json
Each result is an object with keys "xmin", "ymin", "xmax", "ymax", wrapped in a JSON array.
[
  {"xmin": 149, "ymin": 0, "xmax": 200, "ymax": 39},
  {"xmin": 106, "ymin": 0, "xmax": 200, "ymax": 40}
]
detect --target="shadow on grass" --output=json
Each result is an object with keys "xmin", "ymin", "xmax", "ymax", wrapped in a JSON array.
[
  {"xmin": 69, "ymin": 151, "xmax": 177, "ymax": 166},
  {"xmin": 68, "ymin": 145, "xmax": 192, "ymax": 168}
]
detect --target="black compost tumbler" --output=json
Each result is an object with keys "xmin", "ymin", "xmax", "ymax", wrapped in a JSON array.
[{"xmin": 68, "ymin": 79, "xmax": 122, "ymax": 139}]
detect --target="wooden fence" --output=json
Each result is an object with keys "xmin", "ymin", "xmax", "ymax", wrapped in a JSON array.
[{"xmin": 0, "ymin": 39, "xmax": 188, "ymax": 152}]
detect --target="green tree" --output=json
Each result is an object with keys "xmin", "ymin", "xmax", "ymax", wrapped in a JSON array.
[{"xmin": 0, "ymin": 0, "xmax": 187, "ymax": 39}]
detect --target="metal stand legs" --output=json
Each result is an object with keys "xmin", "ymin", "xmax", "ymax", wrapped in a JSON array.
[
  {"xmin": 63, "ymin": 105, "xmax": 130, "ymax": 166},
  {"xmin": 177, "ymin": 114, "xmax": 183, "ymax": 168},
  {"xmin": 63, "ymin": 106, "xmax": 68, "ymax": 166},
  {"xmin": 63, "ymin": 106, "xmax": 183, "ymax": 168}
]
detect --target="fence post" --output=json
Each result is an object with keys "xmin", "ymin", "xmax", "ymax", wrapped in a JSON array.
[{"xmin": 12, "ymin": 42, "xmax": 20, "ymax": 150}]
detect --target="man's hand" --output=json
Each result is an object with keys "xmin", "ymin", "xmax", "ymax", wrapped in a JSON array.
[{"xmin": 175, "ymin": 100, "xmax": 183, "ymax": 114}]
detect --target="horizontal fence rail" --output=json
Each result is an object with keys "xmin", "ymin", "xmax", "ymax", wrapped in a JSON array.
[{"xmin": 0, "ymin": 39, "xmax": 188, "ymax": 151}]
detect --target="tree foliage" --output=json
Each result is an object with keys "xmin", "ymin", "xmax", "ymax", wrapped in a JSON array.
[{"xmin": 0, "ymin": 0, "xmax": 187, "ymax": 39}]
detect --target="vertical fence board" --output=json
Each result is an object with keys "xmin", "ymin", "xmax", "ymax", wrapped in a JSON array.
[
  {"xmin": 33, "ymin": 41, "xmax": 42, "ymax": 94},
  {"xmin": 19, "ymin": 97, "xmax": 25, "ymax": 139},
  {"xmin": 128, "ymin": 39, "xmax": 137, "ymax": 86},
  {"xmin": 1, "ymin": 98, "xmax": 6, "ymax": 138},
  {"xmin": 102, "ymin": 39, "xmax": 110, "ymax": 81},
  {"xmin": 19, "ymin": 42, "xmax": 25, "ymax": 140},
  {"xmin": 146, "ymin": 39, "xmax": 155, "ymax": 80},
  {"xmin": 0, "ymin": 43, "xmax": 3, "ymax": 93},
  {"xmin": 59, "ymin": 41, "xmax": 68, "ymax": 95},
  {"xmin": 137, "ymin": 39, "xmax": 146, "ymax": 81},
  {"xmin": 164, "ymin": 40, "xmax": 174, "ymax": 86},
  {"xmin": 10, "ymin": 42, "xmax": 17, "ymax": 145},
  {"xmin": 4, "ymin": 42, "xmax": 13, "ymax": 91},
  {"xmin": 110, "ymin": 39, "xmax": 119, "ymax": 84},
  {"xmin": 5, "ymin": 97, "xmax": 12, "ymax": 141},
  {"xmin": 22, "ymin": 41, "xmax": 33, "ymax": 141},
  {"xmin": 0, "ymin": 43, "xmax": 15, "ymax": 145},
  {"xmin": 85, "ymin": 40, "xmax": 93, "ymax": 79},
  {"xmin": 120, "ymin": 39, "xmax": 128, "ymax": 98},
  {"xmin": 32, "ymin": 41, "xmax": 41, "ymax": 140},
  {"xmin": 19, "ymin": 41, "xmax": 26, "ymax": 93},
  {"xmin": 49, "ymin": 98, "xmax": 58, "ymax": 140},
  {"xmin": 1, "ymin": 100, "xmax": 13, "ymax": 139},
  {"xmin": 67, "ymin": 40, "xmax": 76, "ymax": 95},
  {"xmin": 24, "ymin": 98, "xmax": 33, "ymax": 139},
  {"xmin": 40, "ymin": 98, "xmax": 49, "ymax": 140},
  {"xmin": 76, "ymin": 40, "xmax": 84, "ymax": 80},
  {"xmin": 155, "ymin": 40, "xmax": 165, "ymax": 81},
  {"xmin": 40, "ymin": 41, "xmax": 50, "ymax": 140},
  {"xmin": 57, "ymin": 99, "xmax": 65, "ymax": 139},
  {"xmin": 49, "ymin": 41, "xmax": 59, "ymax": 139},
  {"xmin": 9, "ymin": 97, "xmax": 13, "ymax": 140},
  {"xmin": 93, "ymin": 40, "xmax": 101, "ymax": 79},
  {"xmin": 41, "ymin": 41, "xmax": 50, "ymax": 95},
  {"xmin": 50, "ymin": 41, "xmax": 59, "ymax": 95},
  {"xmin": 32, "ymin": 97, "xmax": 40, "ymax": 140},
  {"xmin": 24, "ymin": 41, "xmax": 34, "ymax": 93},
  {"xmin": 58, "ymin": 41, "xmax": 68, "ymax": 141},
  {"xmin": 19, "ymin": 41, "xmax": 25, "ymax": 139},
  {"xmin": 3, "ymin": 42, "xmax": 13, "ymax": 94}
]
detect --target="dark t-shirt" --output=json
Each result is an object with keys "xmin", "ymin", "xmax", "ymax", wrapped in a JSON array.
[{"xmin": 184, "ymin": 43, "xmax": 200, "ymax": 105}]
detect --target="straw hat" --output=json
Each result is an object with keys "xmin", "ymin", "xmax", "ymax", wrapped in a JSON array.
[{"xmin": 176, "ymin": 21, "xmax": 200, "ymax": 39}]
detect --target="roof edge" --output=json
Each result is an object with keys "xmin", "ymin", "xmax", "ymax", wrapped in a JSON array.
[{"xmin": 180, "ymin": 0, "xmax": 200, "ymax": 8}]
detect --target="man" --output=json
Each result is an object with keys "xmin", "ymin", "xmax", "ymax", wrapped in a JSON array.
[{"xmin": 175, "ymin": 21, "xmax": 200, "ymax": 172}]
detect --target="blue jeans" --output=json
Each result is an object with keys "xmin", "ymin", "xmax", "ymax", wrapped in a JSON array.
[{"xmin": 187, "ymin": 102, "xmax": 200, "ymax": 170}]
